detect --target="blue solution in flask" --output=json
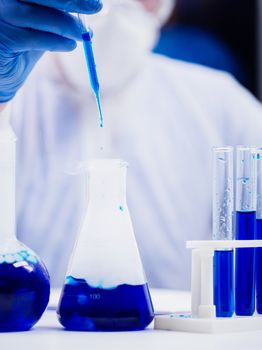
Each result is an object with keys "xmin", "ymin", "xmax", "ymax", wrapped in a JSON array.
[
  {"xmin": 214, "ymin": 250, "xmax": 234, "ymax": 317},
  {"xmin": 256, "ymin": 218, "xmax": 262, "ymax": 314},
  {"xmin": 57, "ymin": 276, "xmax": 154, "ymax": 331},
  {"xmin": 57, "ymin": 159, "xmax": 155, "ymax": 331},
  {"xmin": 235, "ymin": 210, "xmax": 256, "ymax": 316},
  {"xmin": 0, "ymin": 249, "xmax": 50, "ymax": 332}
]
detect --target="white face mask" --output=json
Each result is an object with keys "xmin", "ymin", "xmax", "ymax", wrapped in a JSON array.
[
  {"xmin": 156, "ymin": 0, "xmax": 176, "ymax": 24},
  {"xmin": 54, "ymin": 0, "xmax": 161, "ymax": 95}
]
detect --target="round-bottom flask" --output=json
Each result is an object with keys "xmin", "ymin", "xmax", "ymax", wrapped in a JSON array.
[
  {"xmin": 0, "ymin": 240, "xmax": 50, "ymax": 332},
  {"xmin": 57, "ymin": 159, "xmax": 154, "ymax": 331},
  {"xmin": 0, "ymin": 110, "xmax": 50, "ymax": 331}
]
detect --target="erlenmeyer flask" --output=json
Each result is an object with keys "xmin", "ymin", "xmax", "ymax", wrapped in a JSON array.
[
  {"xmin": 0, "ymin": 110, "xmax": 50, "ymax": 332},
  {"xmin": 57, "ymin": 159, "xmax": 154, "ymax": 331}
]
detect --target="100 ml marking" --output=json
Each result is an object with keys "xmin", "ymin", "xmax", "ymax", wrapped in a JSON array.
[{"xmin": 90, "ymin": 293, "xmax": 101, "ymax": 300}]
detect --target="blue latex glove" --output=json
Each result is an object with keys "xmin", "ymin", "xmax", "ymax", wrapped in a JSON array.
[{"xmin": 0, "ymin": 0, "xmax": 102, "ymax": 103}]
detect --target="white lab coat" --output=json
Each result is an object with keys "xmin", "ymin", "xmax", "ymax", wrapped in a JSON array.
[{"xmin": 11, "ymin": 53, "xmax": 262, "ymax": 289}]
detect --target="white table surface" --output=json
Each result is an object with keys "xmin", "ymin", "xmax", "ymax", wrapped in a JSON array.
[{"xmin": 1, "ymin": 289, "xmax": 262, "ymax": 350}]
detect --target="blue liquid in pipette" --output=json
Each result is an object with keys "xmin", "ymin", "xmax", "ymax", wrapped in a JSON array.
[
  {"xmin": 57, "ymin": 276, "xmax": 154, "ymax": 331},
  {"xmin": 82, "ymin": 32, "xmax": 103, "ymax": 128},
  {"xmin": 214, "ymin": 250, "xmax": 234, "ymax": 317},
  {"xmin": 235, "ymin": 211, "xmax": 256, "ymax": 316},
  {"xmin": 0, "ymin": 250, "xmax": 50, "ymax": 331},
  {"xmin": 256, "ymin": 218, "xmax": 262, "ymax": 314}
]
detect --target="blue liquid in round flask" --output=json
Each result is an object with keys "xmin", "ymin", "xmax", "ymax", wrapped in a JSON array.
[
  {"xmin": 0, "ymin": 111, "xmax": 50, "ymax": 331},
  {"xmin": 0, "ymin": 243, "xmax": 50, "ymax": 332},
  {"xmin": 57, "ymin": 159, "xmax": 154, "ymax": 331}
]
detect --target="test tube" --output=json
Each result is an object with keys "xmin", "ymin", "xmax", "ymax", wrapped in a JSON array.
[
  {"xmin": 256, "ymin": 148, "xmax": 262, "ymax": 314},
  {"xmin": 213, "ymin": 147, "xmax": 234, "ymax": 317},
  {"xmin": 235, "ymin": 146, "xmax": 257, "ymax": 316}
]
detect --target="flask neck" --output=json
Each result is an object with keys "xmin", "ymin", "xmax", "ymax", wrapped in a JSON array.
[
  {"xmin": 0, "ymin": 124, "xmax": 17, "ymax": 244},
  {"xmin": 87, "ymin": 159, "xmax": 127, "ymax": 207}
]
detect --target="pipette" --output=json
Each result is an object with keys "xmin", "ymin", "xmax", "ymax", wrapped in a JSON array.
[{"xmin": 78, "ymin": 14, "xmax": 103, "ymax": 128}]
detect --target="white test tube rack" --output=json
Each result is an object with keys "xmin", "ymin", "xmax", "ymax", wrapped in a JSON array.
[{"xmin": 154, "ymin": 239, "xmax": 262, "ymax": 333}]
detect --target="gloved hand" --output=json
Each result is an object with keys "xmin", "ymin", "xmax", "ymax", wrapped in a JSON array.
[{"xmin": 0, "ymin": 0, "xmax": 102, "ymax": 103}]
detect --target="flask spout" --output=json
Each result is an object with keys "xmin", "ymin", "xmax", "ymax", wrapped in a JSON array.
[{"xmin": 88, "ymin": 159, "xmax": 128, "ymax": 205}]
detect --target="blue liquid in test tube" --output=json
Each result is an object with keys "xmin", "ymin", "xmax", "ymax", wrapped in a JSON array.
[
  {"xmin": 213, "ymin": 251, "xmax": 234, "ymax": 317},
  {"xmin": 256, "ymin": 218, "xmax": 262, "ymax": 314},
  {"xmin": 235, "ymin": 147, "xmax": 257, "ymax": 316},
  {"xmin": 213, "ymin": 147, "xmax": 234, "ymax": 317},
  {"xmin": 256, "ymin": 149, "xmax": 262, "ymax": 314},
  {"xmin": 235, "ymin": 211, "xmax": 256, "ymax": 315}
]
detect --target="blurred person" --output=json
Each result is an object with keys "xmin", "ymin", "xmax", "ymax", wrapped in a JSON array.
[
  {"xmin": 0, "ymin": 0, "xmax": 262, "ymax": 290},
  {"xmin": 154, "ymin": 0, "xmax": 255, "ymax": 89},
  {"xmin": 154, "ymin": 25, "xmax": 245, "ymax": 84}
]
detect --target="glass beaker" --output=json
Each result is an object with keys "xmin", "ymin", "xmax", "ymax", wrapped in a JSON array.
[
  {"xmin": 0, "ymin": 113, "xmax": 50, "ymax": 332},
  {"xmin": 57, "ymin": 159, "xmax": 154, "ymax": 331}
]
